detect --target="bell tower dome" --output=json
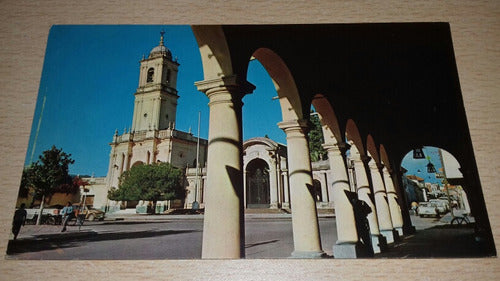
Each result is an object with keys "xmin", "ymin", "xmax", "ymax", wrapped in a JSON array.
[{"xmin": 131, "ymin": 31, "xmax": 180, "ymax": 132}]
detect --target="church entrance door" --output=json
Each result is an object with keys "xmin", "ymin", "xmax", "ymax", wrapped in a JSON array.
[{"xmin": 246, "ymin": 159, "xmax": 270, "ymax": 208}]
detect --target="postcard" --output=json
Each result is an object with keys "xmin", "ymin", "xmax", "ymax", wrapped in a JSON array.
[{"xmin": 6, "ymin": 24, "xmax": 496, "ymax": 259}]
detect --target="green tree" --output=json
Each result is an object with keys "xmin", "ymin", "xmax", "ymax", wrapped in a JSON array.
[
  {"xmin": 308, "ymin": 111, "xmax": 328, "ymax": 162},
  {"xmin": 18, "ymin": 167, "xmax": 32, "ymax": 198},
  {"xmin": 22, "ymin": 146, "xmax": 75, "ymax": 224},
  {"xmin": 108, "ymin": 162, "xmax": 186, "ymax": 212}
]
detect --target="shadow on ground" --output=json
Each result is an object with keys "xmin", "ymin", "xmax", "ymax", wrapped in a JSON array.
[
  {"xmin": 377, "ymin": 223, "xmax": 496, "ymax": 258},
  {"xmin": 245, "ymin": 239, "xmax": 279, "ymax": 249},
  {"xmin": 6, "ymin": 229, "xmax": 199, "ymax": 255}
]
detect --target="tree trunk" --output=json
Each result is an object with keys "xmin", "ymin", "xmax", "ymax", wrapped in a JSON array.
[
  {"xmin": 36, "ymin": 195, "xmax": 45, "ymax": 225},
  {"xmin": 29, "ymin": 191, "xmax": 37, "ymax": 208}
]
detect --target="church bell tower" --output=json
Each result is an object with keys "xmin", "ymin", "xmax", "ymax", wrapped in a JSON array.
[{"xmin": 131, "ymin": 31, "xmax": 180, "ymax": 132}]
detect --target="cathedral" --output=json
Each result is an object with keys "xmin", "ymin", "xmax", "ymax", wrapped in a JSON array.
[
  {"xmin": 104, "ymin": 32, "xmax": 208, "ymax": 211},
  {"xmin": 99, "ymin": 32, "xmax": 337, "ymax": 213}
]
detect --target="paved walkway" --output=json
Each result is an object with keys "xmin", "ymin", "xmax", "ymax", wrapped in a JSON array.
[
  {"xmin": 377, "ymin": 214, "xmax": 495, "ymax": 258},
  {"xmin": 9, "ymin": 212, "xmax": 334, "ymax": 241},
  {"xmin": 7, "ymin": 212, "xmax": 495, "ymax": 259}
]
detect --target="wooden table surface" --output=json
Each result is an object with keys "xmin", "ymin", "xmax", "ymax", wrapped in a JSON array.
[{"xmin": 0, "ymin": 1, "xmax": 498, "ymax": 280}]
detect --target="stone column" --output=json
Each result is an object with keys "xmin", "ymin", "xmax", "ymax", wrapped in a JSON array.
[
  {"xmin": 326, "ymin": 170, "xmax": 335, "ymax": 208},
  {"xmin": 269, "ymin": 157, "xmax": 279, "ymax": 209},
  {"xmin": 368, "ymin": 161, "xmax": 395, "ymax": 244},
  {"xmin": 382, "ymin": 167, "xmax": 404, "ymax": 236},
  {"xmin": 278, "ymin": 120, "xmax": 324, "ymax": 258},
  {"xmin": 195, "ymin": 76, "xmax": 255, "ymax": 259},
  {"xmin": 320, "ymin": 172, "xmax": 329, "ymax": 204},
  {"xmin": 282, "ymin": 170, "xmax": 290, "ymax": 209},
  {"xmin": 276, "ymin": 156, "xmax": 283, "ymax": 207},
  {"xmin": 395, "ymin": 170, "xmax": 416, "ymax": 235},
  {"xmin": 324, "ymin": 142, "xmax": 365, "ymax": 258},
  {"xmin": 352, "ymin": 154, "xmax": 385, "ymax": 254},
  {"xmin": 243, "ymin": 170, "xmax": 247, "ymax": 208}
]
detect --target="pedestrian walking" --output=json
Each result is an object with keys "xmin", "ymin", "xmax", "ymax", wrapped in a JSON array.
[
  {"xmin": 12, "ymin": 203, "xmax": 27, "ymax": 240},
  {"xmin": 60, "ymin": 201, "xmax": 75, "ymax": 232}
]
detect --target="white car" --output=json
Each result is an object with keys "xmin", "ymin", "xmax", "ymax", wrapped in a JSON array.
[
  {"xmin": 429, "ymin": 199, "xmax": 449, "ymax": 214},
  {"xmin": 417, "ymin": 202, "xmax": 440, "ymax": 218},
  {"xmin": 25, "ymin": 205, "xmax": 60, "ymax": 224}
]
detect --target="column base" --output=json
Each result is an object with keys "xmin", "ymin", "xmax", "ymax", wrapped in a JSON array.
[
  {"xmin": 371, "ymin": 234, "xmax": 387, "ymax": 254},
  {"xmin": 282, "ymin": 202, "xmax": 290, "ymax": 209},
  {"xmin": 333, "ymin": 242, "xmax": 373, "ymax": 258},
  {"xmin": 269, "ymin": 202, "xmax": 279, "ymax": 209},
  {"xmin": 380, "ymin": 229, "xmax": 395, "ymax": 244},
  {"xmin": 393, "ymin": 228, "xmax": 402, "ymax": 242},
  {"xmin": 395, "ymin": 227, "xmax": 403, "ymax": 237},
  {"xmin": 290, "ymin": 250, "xmax": 327, "ymax": 259}
]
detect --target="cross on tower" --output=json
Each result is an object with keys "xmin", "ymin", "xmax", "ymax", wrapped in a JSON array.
[{"xmin": 159, "ymin": 30, "xmax": 165, "ymax": 46}]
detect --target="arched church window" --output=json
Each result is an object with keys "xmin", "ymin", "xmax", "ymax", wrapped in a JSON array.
[
  {"xmin": 147, "ymin": 68, "xmax": 154, "ymax": 82},
  {"xmin": 166, "ymin": 69, "xmax": 171, "ymax": 83}
]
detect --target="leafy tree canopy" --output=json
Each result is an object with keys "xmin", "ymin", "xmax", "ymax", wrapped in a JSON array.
[
  {"xmin": 20, "ymin": 146, "xmax": 76, "ymax": 200},
  {"xmin": 108, "ymin": 162, "xmax": 186, "ymax": 203},
  {"xmin": 308, "ymin": 111, "xmax": 328, "ymax": 162}
]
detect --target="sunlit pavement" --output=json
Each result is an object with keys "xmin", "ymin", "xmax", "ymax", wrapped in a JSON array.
[
  {"xmin": 5, "ymin": 213, "xmax": 494, "ymax": 259},
  {"xmin": 6, "ymin": 214, "xmax": 335, "ymax": 259}
]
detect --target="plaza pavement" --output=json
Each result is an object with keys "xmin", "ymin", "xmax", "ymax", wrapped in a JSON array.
[
  {"xmin": 5, "ymin": 211, "xmax": 494, "ymax": 259},
  {"xmin": 5, "ymin": 212, "xmax": 334, "ymax": 242}
]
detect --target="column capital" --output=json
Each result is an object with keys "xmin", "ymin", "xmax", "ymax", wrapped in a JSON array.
[
  {"xmin": 195, "ymin": 75, "xmax": 255, "ymax": 96},
  {"xmin": 323, "ymin": 141, "xmax": 350, "ymax": 156},
  {"xmin": 277, "ymin": 119, "xmax": 310, "ymax": 135}
]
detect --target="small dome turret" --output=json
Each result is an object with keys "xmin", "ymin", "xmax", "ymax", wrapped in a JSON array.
[{"xmin": 149, "ymin": 30, "xmax": 172, "ymax": 59}]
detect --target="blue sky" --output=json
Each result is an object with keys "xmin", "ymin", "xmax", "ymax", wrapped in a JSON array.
[
  {"xmin": 26, "ymin": 25, "xmax": 443, "ymax": 183},
  {"xmin": 401, "ymin": 146, "xmax": 443, "ymax": 185},
  {"xmin": 26, "ymin": 25, "xmax": 284, "ymax": 176}
]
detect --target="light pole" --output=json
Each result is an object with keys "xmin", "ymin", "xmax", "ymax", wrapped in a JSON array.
[{"xmin": 192, "ymin": 111, "xmax": 201, "ymax": 210}]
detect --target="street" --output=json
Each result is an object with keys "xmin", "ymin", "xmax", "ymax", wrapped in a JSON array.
[
  {"xmin": 6, "ymin": 213, "xmax": 491, "ymax": 259},
  {"xmin": 6, "ymin": 216, "xmax": 336, "ymax": 259}
]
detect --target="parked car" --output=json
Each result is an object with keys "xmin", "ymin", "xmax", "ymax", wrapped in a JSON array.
[
  {"xmin": 24, "ymin": 205, "xmax": 62, "ymax": 224},
  {"xmin": 428, "ymin": 199, "xmax": 449, "ymax": 214},
  {"xmin": 417, "ymin": 202, "xmax": 440, "ymax": 218},
  {"xmin": 73, "ymin": 205, "xmax": 105, "ymax": 221}
]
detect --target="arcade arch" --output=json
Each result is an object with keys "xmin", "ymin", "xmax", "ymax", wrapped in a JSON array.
[
  {"xmin": 366, "ymin": 135, "xmax": 395, "ymax": 243},
  {"xmin": 400, "ymin": 146, "xmax": 471, "ymax": 217},
  {"xmin": 193, "ymin": 25, "xmax": 324, "ymax": 257},
  {"xmin": 346, "ymin": 128, "xmax": 383, "ymax": 254},
  {"xmin": 248, "ymin": 48, "xmax": 323, "ymax": 258},
  {"xmin": 190, "ymin": 24, "xmax": 493, "ymax": 259}
]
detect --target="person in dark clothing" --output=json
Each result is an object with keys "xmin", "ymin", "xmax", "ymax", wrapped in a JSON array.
[
  {"xmin": 12, "ymin": 203, "xmax": 27, "ymax": 240},
  {"xmin": 352, "ymin": 198, "xmax": 374, "ymax": 256}
]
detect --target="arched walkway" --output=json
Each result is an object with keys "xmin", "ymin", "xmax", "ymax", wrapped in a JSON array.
[{"xmin": 191, "ymin": 24, "xmax": 495, "ymax": 259}]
